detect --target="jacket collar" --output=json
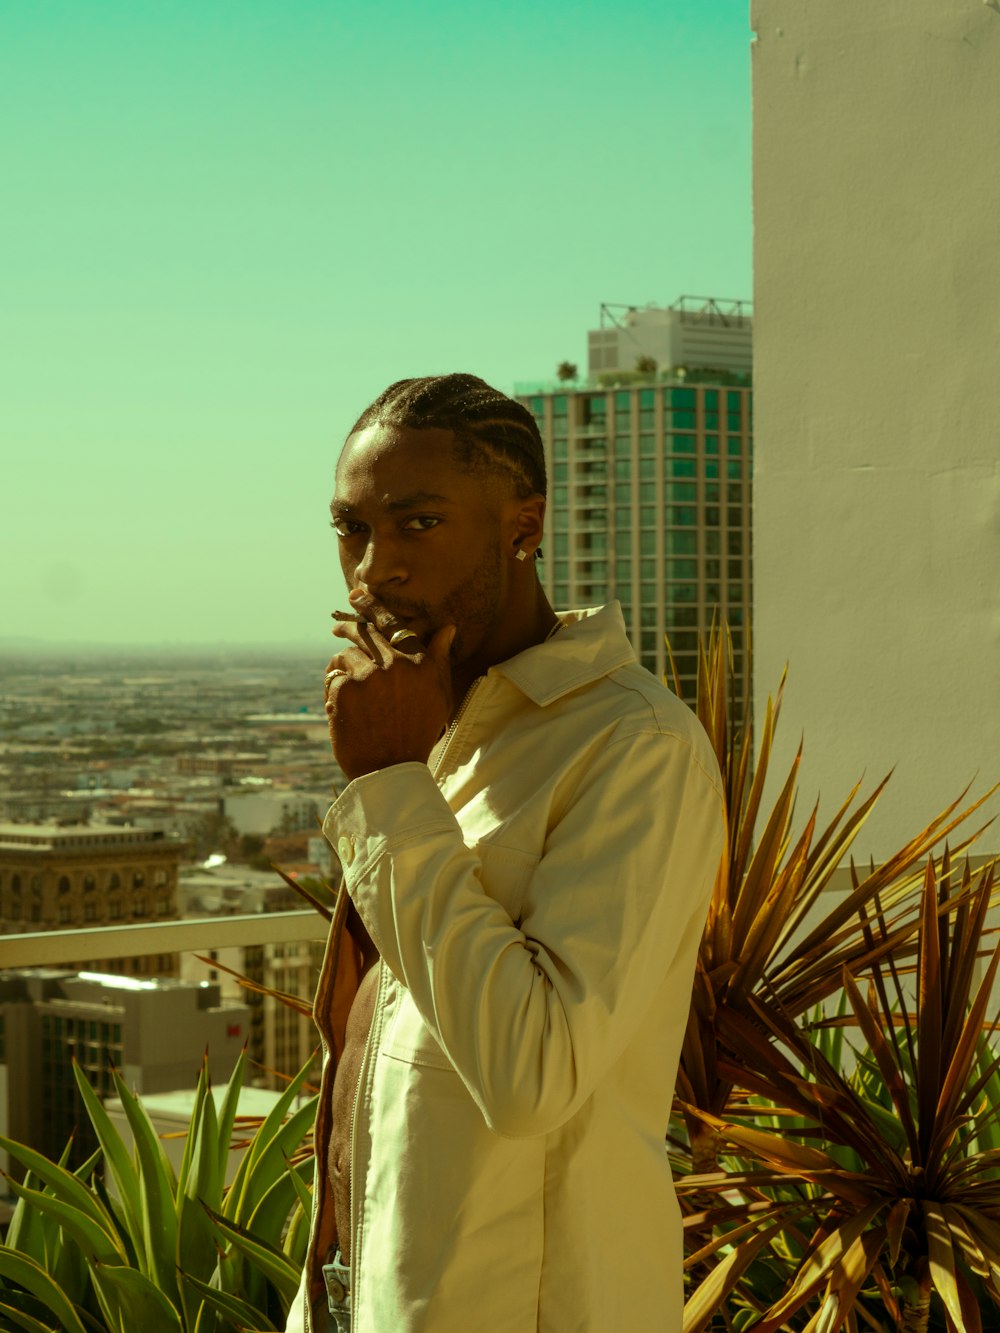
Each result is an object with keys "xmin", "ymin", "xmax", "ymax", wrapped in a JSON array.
[{"xmin": 491, "ymin": 603, "xmax": 636, "ymax": 707}]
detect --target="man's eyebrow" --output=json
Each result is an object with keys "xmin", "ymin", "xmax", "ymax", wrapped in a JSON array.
[{"xmin": 329, "ymin": 491, "xmax": 453, "ymax": 517}]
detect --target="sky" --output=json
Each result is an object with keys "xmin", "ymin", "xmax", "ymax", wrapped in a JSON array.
[{"xmin": 1, "ymin": 0, "xmax": 753, "ymax": 654}]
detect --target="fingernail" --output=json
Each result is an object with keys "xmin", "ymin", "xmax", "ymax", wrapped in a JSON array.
[{"xmin": 331, "ymin": 610, "xmax": 362, "ymax": 621}]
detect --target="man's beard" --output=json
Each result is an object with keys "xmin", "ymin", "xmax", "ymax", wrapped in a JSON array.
[{"xmin": 379, "ymin": 538, "xmax": 505, "ymax": 663}]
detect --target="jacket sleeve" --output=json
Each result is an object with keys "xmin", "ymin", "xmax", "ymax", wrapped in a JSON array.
[{"xmin": 324, "ymin": 728, "xmax": 724, "ymax": 1139}]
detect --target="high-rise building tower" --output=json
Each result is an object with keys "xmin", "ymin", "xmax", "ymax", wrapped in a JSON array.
[{"xmin": 517, "ymin": 308, "xmax": 752, "ymax": 704}]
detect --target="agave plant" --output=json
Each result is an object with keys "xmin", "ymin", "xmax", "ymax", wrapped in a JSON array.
[
  {"xmin": 680, "ymin": 852, "xmax": 1000, "ymax": 1332},
  {"xmin": 0, "ymin": 1048, "xmax": 316, "ymax": 1332}
]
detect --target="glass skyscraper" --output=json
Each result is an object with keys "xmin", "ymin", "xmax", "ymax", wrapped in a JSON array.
[{"xmin": 519, "ymin": 379, "xmax": 753, "ymax": 708}]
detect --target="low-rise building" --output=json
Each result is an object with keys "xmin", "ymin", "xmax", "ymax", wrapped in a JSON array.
[{"xmin": 0, "ymin": 969, "xmax": 249, "ymax": 1173}]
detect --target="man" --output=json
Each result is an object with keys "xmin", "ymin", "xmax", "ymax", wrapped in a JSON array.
[{"xmin": 287, "ymin": 373, "xmax": 725, "ymax": 1333}]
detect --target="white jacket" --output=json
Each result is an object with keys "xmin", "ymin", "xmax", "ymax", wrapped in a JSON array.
[{"xmin": 287, "ymin": 604, "xmax": 725, "ymax": 1332}]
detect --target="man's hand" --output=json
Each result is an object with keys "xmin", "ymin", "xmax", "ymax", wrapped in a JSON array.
[{"xmin": 324, "ymin": 591, "xmax": 456, "ymax": 781}]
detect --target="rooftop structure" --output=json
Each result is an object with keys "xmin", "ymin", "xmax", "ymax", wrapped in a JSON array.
[{"xmin": 587, "ymin": 297, "xmax": 753, "ymax": 380}]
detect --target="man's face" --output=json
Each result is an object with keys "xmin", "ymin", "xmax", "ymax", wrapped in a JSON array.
[{"xmin": 330, "ymin": 422, "xmax": 516, "ymax": 663}]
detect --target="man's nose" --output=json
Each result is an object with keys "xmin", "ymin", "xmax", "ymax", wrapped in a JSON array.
[{"xmin": 354, "ymin": 535, "xmax": 406, "ymax": 588}]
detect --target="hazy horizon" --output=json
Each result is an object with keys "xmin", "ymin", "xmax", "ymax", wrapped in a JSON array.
[{"xmin": 3, "ymin": 0, "xmax": 753, "ymax": 648}]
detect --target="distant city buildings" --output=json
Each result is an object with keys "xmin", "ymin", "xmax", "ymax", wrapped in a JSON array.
[
  {"xmin": 178, "ymin": 862, "xmax": 329, "ymax": 1090},
  {"xmin": 517, "ymin": 297, "xmax": 753, "ymax": 702},
  {"xmin": 0, "ymin": 969, "xmax": 248, "ymax": 1171},
  {"xmin": 0, "ymin": 823, "xmax": 185, "ymax": 977}
]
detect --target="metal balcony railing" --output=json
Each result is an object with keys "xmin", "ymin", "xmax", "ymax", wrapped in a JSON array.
[{"xmin": 0, "ymin": 911, "xmax": 328, "ymax": 970}]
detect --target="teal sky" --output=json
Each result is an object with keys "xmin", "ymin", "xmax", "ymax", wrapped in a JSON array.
[{"xmin": 1, "ymin": 0, "xmax": 753, "ymax": 653}]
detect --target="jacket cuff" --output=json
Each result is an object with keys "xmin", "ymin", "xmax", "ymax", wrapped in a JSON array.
[{"xmin": 322, "ymin": 762, "xmax": 460, "ymax": 884}]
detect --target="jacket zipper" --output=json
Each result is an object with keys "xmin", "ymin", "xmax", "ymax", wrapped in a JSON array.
[
  {"xmin": 431, "ymin": 678, "xmax": 483, "ymax": 781},
  {"xmin": 303, "ymin": 886, "xmax": 350, "ymax": 1333},
  {"xmin": 348, "ymin": 957, "xmax": 386, "ymax": 1321},
  {"xmin": 332, "ymin": 679, "xmax": 482, "ymax": 1326}
]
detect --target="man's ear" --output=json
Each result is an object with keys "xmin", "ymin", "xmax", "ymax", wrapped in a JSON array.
[{"xmin": 510, "ymin": 494, "xmax": 546, "ymax": 561}]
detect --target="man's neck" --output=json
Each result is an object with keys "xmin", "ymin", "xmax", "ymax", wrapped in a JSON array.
[{"xmin": 450, "ymin": 587, "xmax": 560, "ymax": 706}]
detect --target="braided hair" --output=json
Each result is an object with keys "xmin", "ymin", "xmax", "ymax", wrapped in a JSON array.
[{"xmin": 348, "ymin": 374, "xmax": 546, "ymax": 499}]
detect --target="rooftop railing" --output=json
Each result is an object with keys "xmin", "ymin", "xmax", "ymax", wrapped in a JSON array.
[{"xmin": 0, "ymin": 911, "xmax": 327, "ymax": 970}]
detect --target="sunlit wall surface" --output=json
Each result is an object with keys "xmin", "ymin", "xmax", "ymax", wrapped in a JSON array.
[{"xmin": 752, "ymin": 0, "xmax": 1000, "ymax": 859}]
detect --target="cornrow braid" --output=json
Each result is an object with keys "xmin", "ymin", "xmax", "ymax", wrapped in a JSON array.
[{"xmin": 348, "ymin": 374, "xmax": 547, "ymax": 498}]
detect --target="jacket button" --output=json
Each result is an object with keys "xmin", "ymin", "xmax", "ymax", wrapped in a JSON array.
[
  {"xmin": 337, "ymin": 835, "xmax": 355, "ymax": 866},
  {"xmin": 326, "ymin": 1275, "xmax": 346, "ymax": 1303}
]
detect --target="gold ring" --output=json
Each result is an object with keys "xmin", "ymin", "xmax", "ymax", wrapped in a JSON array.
[
  {"xmin": 325, "ymin": 669, "xmax": 347, "ymax": 681},
  {"xmin": 389, "ymin": 628, "xmax": 418, "ymax": 646}
]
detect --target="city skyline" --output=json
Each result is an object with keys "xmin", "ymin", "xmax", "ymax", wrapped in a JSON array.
[{"xmin": 3, "ymin": 0, "xmax": 753, "ymax": 649}]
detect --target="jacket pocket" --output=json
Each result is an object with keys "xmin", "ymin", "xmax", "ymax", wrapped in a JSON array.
[{"xmin": 474, "ymin": 839, "xmax": 539, "ymax": 927}]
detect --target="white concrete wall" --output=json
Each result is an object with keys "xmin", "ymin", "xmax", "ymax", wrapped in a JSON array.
[{"xmin": 752, "ymin": 0, "xmax": 1000, "ymax": 864}]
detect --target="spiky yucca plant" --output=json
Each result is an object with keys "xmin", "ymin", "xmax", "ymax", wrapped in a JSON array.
[
  {"xmin": 680, "ymin": 853, "xmax": 1000, "ymax": 1333},
  {"xmin": 667, "ymin": 624, "xmax": 995, "ymax": 1178}
]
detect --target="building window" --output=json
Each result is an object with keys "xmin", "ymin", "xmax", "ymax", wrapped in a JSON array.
[
  {"xmin": 153, "ymin": 868, "xmax": 167, "ymax": 887},
  {"xmin": 58, "ymin": 876, "xmax": 71, "ymax": 894},
  {"xmin": 58, "ymin": 904, "xmax": 72, "ymax": 924},
  {"xmin": 134, "ymin": 900, "xmax": 148, "ymax": 919},
  {"xmin": 83, "ymin": 875, "xmax": 96, "ymax": 893},
  {"xmin": 84, "ymin": 903, "xmax": 97, "ymax": 922},
  {"xmin": 157, "ymin": 897, "xmax": 170, "ymax": 914},
  {"xmin": 108, "ymin": 872, "xmax": 121, "ymax": 891},
  {"xmin": 132, "ymin": 871, "xmax": 145, "ymax": 889},
  {"xmin": 667, "ymin": 506, "xmax": 696, "ymax": 527},
  {"xmin": 10, "ymin": 875, "xmax": 20, "ymax": 894},
  {"xmin": 666, "ymin": 532, "xmax": 697, "ymax": 556}
]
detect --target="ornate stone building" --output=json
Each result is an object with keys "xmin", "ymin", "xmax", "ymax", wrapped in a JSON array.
[{"xmin": 0, "ymin": 824, "xmax": 187, "ymax": 977}]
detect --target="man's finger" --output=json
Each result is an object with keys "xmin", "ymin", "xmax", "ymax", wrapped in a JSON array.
[
  {"xmin": 331, "ymin": 615, "xmax": 392, "ymax": 667},
  {"xmin": 427, "ymin": 625, "xmax": 457, "ymax": 671},
  {"xmin": 347, "ymin": 588, "xmax": 406, "ymax": 639}
]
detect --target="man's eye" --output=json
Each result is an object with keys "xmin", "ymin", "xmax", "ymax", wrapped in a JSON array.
[
  {"xmin": 330, "ymin": 520, "xmax": 364, "ymax": 538},
  {"xmin": 403, "ymin": 516, "xmax": 441, "ymax": 532}
]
